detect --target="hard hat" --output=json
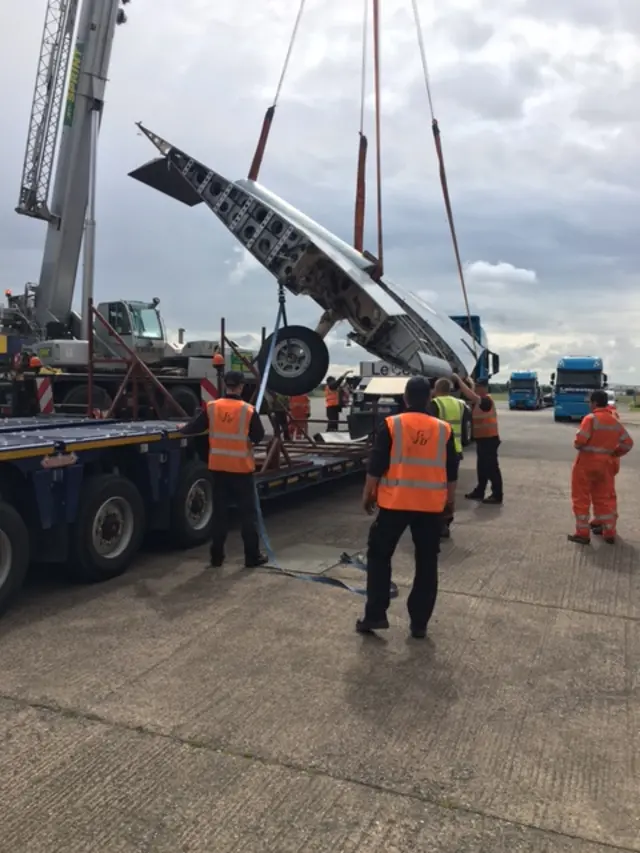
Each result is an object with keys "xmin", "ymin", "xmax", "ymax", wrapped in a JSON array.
[
  {"xmin": 212, "ymin": 352, "xmax": 225, "ymax": 367},
  {"xmin": 29, "ymin": 356, "xmax": 42, "ymax": 369}
]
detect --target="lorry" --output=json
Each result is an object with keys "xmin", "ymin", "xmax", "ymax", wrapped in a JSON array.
[
  {"xmin": 508, "ymin": 370, "xmax": 541, "ymax": 410},
  {"xmin": 0, "ymin": 413, "xmax": 370, "ymax": 616},
  {"xmin": 1, "ymin": 0, "xmax": 258, "ymax": 420},
  {"xmin": 551, "ymin": 356, "xmax": 607, "ymax": 422}
]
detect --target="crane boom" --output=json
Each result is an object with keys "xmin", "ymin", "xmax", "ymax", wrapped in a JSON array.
[
  {"xmin": 32, "ymin": 0, "xmax": 124, "ymax": 332},
  {"xmin": 16, "ymin": 0, "xmax": 81, "ymax": 221}
]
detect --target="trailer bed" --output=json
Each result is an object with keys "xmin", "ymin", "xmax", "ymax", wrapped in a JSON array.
[{"xmin": 0, "ymin": 417, "xmax": 368, "ymax": 495}]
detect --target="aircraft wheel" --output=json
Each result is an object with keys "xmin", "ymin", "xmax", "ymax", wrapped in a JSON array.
[{"xmin": 258, "ymin": 325, "xmax": 329, "ymax": 396}]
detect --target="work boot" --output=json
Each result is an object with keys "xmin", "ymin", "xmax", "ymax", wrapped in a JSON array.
[
  {"xmin": 604, "ymin": 536, "xmax": 615, "ymax": 545},
  {"xmin": 409, "ymin": 623, "xmax": 427, "ymax": 639},
  {"xmin": 245, "ymin": 554, "xmax": 269, "ymax": 568},
  {"xmin": 482, "ymin": 495, "xmax": 503, "ymax": 505},
  {"xmin": 209, "ymin": 551, "xmax": 225, "ymax": 568},
  {"xmin": 590, "ymin": 522, "xmax": 603, "ymax": 536},
  {"xmin": 465, "ymin": 490, "xmax": 484, "ymax": 501},
  {"xmin": 567, "ymin": 534, "xmax": 590, "ymax": 545},
  {"xmin": 355, "ymin": 617, "xmax": 389, "ymax": 634}
]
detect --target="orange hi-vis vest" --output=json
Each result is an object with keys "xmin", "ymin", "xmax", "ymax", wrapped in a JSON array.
[
  {"xmin": 206, "ymin": 398, "xmax": 255, "ymax": 474},
  {"xmin": 574, "ymin": 407, "xmax": 633, "ymax": 462},
  {"xmin": 377, "ymin": 412, "xmax": 451, "ymax": 513},
  {"xmin": 325, "ymin": 386, "xmax": 339, "ymax": 407},
  {"xmin": 472, "ymin": 396, "xmax": 499, "ymax": 438}
]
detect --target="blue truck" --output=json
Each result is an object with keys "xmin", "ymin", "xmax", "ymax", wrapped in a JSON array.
[
  {"xmin": 448, "ymin": 314, "xmax": 499, "ymax": 382},
  {"xmin": 508, "ymin": 370, "xmax": 541, "ymax": 410},
  {"xmin": 551, "ymin": 356, "xmax": 607, "ymax": 422}
]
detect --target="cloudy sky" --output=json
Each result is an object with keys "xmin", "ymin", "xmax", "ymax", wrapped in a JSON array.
[{"xmin": 1, "ymin": 0, "xmax": 639, "ymax": 382}]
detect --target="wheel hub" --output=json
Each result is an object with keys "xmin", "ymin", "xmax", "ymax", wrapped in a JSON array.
[
  {"xmin": 92, "ymin": 497, "xmax": 134, "ymax": 559},
  {"xmin": 273, "ymin": 338, "xmax": 311, "ymax": 379},
  {"xmin": 185, "ymin": 478, "xmax": 213, "ymax": 531}
]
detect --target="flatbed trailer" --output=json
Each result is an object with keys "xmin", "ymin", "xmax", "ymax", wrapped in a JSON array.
[{"xmin": 0, "ymin": 416, "xmax": 369, "ymax": 615}]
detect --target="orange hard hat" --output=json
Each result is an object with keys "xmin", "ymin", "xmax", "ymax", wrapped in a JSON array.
[
  {"xmin": 29, "ymin": 355, "xmax": 42, "ymax": 368},
  {"xmin": 212, "ymin": 352, "xmax": 225, "ymax": 367}
]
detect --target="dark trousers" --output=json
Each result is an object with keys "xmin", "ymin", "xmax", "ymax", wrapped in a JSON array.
[
  {"xmin": 475, "ymin": 436, "xmax": 503, "ymax": 499},
  {"xmin": 210, "ymin": 472, "xmax": 261, "ymax": 562},
  {"xmin": 326, "ymin": 406, "xmax": 340, "ymax": 431},
  {"xmin": 365, "ymin": 508, "xmax": 441, "ymax": 629}
]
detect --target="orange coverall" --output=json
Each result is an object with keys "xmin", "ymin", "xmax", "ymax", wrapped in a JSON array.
[
  {"xmin": 571, "ymin": 407, "xmax": 633, "ymax": 539},
  {"xmin": 289, "ymin": 394, "xmax": 310, "ymax": 439}
]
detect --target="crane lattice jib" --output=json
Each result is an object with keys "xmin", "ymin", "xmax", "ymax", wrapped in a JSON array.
[{"xmin": 16, "ymin": 0, "xmax": 80, "ymax": 221}]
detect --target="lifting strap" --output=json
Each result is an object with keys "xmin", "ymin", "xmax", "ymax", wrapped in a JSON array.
[
  {"xmin": 248, "ymin": 0, "xmax": 307, "ymax": 181},
  {"xmin": 372, "ymin": 0, "xmax": 384, "ymax": 275},
  {"xmin": 353, "ymin": 0, "xmax": 369, "ymax": 252},
  {"xmin": 410, "ymin": 0, "xmax": 477, "ymax": 359},
  {"xmin": 252, "ymin": 297, "xmax": 397, "ymax": 599}
]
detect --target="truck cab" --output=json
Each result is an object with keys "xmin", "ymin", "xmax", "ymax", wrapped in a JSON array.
[
  {"xmin": 551, "ymin": 356, "xmax": 606, "ymax": 422},
  {"xmin": 508, "ymin": 370, "xmax": 541, "ymax": 410}
]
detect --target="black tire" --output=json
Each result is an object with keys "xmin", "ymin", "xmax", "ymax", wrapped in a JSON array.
[
  {"xmin": 257, "ymin": 325, "xmax": 329, "ymax": 396},
  {"xmin": 461, "ymin": 409, "xmax": 472, "ymax": 447},
  {"xmin": 160, "ymin": 384, "xmax": 200, "ymax": 419},
  {"xmin": 169, "ymin": 459, "xmax": 215, "ymax": 548},
  {"xmin": 69, "ymin": 474, "xmax": 145, "ymax": 583},
  {"xmin": 0, "ymin": 502, "xmax": 29, "ymax": 616},
  {"xmin": 61, "ymin": 383, "xmax": 112, "ymax": 415}
]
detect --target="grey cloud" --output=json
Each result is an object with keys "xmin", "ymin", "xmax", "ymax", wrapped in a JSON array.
[
  {"xmin": 432, "ymin": 57, "xmax": 545, "ymax": 119},
  {"xmin": 433, "ymin": 12, "xmax": 496, "ymax": 52},
  {"xmin": 521, "ymin": 0, "xmax": 640, "ymax": 34}
]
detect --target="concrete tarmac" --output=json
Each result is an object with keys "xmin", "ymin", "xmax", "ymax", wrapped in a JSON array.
[{"xmin": 0, "ymin": 404, "xmax": 638, "ymax": 852}]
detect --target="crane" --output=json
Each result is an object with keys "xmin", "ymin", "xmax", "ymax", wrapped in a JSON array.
[{"xmin": 9, "ymin": 0, "xmax": 129, "ymax": 340}]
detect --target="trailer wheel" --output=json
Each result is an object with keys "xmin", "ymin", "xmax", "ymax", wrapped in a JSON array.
[
  {"xmin": 461, "ymin": 409, "xmax": 472, "ymax": 446},
  {"xmin": 258, "ymin": 325, "xmax": 329, "ymax": 396},
  {"xmin": 61, "ymin": 383, "xmax": 112, "ymax": 415},
  {"xmin": 161, "ymin": 385, "xmax": 200, "ymax": 419},
  {"xmin": 170, "ymin": 460, "xmax": 215, "ymax": 548},
  {"xmin": 69, "ymin": 474, "xmax": 145, "ymax": 583},
  {"xmin": 0, "ymin": 502, "xmax": 29, "ymax": 616}
]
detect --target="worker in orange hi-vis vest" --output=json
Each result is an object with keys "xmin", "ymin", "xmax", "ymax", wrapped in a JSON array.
[
  {"xmin": 324, "ymin": 369, "xmax": 353, "ymax": 431},
  {"xmin": 454, "ymin": 373, "xmax": 503, "ymax": 505},
  {"xmin": 290, "ymin": 394, "xmax": 310, "ymax": 439},
  {"xmin": 357, "ymin": 376, "xmax": 458, "ymax": 639},
  {"xmin": 569, "ymin": 389, "xmax": 633, "ymax": 545},
  {"xmin": 179, "ymin": 370, "xmax": 268, "ymax": 568}
]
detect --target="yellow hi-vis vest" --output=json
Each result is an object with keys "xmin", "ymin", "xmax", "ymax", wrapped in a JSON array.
[{"xmin": 434, "ymin": 395, "xmax": 466, "ymax": 454}]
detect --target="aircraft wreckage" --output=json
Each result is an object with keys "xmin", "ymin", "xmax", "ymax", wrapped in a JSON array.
[{"xmin": 130, "ymin": 124, "xmax": 498, "ymax": 397}]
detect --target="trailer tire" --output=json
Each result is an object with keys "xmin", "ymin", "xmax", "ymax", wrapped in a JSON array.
[
  {"xmin": 170, "ymin": 460, "xmax": 215, "ymax": 548},
  {"xmin": 61, "ymin": 383, "xmax": 113, "ymax": 415},
  {"xmin": 258, "ymin": 325, "xmax": 329, "ymax": 396},
  {"xmin": 0, "ymin": 502, "xmax": 29, "ymax": 616},
  {"xmin": 461, "ymin": 409, "xmax": 472, "ymax": 446},
  {"xmin": 161, "ymin": 385, "xmax": 200, "ymax": 419},
  {"xmin": 69, "ymin": 474, "xmax": 145, "ymax": 583}
]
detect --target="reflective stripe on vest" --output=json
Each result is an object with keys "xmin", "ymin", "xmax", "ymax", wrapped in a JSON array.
[
  {"xmin": 207, "ymin": 398, "xmax": 255, "ymax": 473},
  {"xmin": 434, "ymin": 395, "xmax": 465, "ymax": 453},
  {"xmin": 377, "ymin": 413, "xmax": 450, "ymax": 513},
  {"xmin": 325, "ymin": 386, "xmax": 339, "ymax": 407},
  {"xmin": 472, "ymin": 396, "xmax": 498, "ymax": 438},
  {"xmin": 577, "ymin": 409, "xmax": 633, "ymax": 457}
]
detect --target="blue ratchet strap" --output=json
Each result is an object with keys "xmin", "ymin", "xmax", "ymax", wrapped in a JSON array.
[{"xmin": 252, "ymin": 305, "xmax": 398, "ymax": 599}]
